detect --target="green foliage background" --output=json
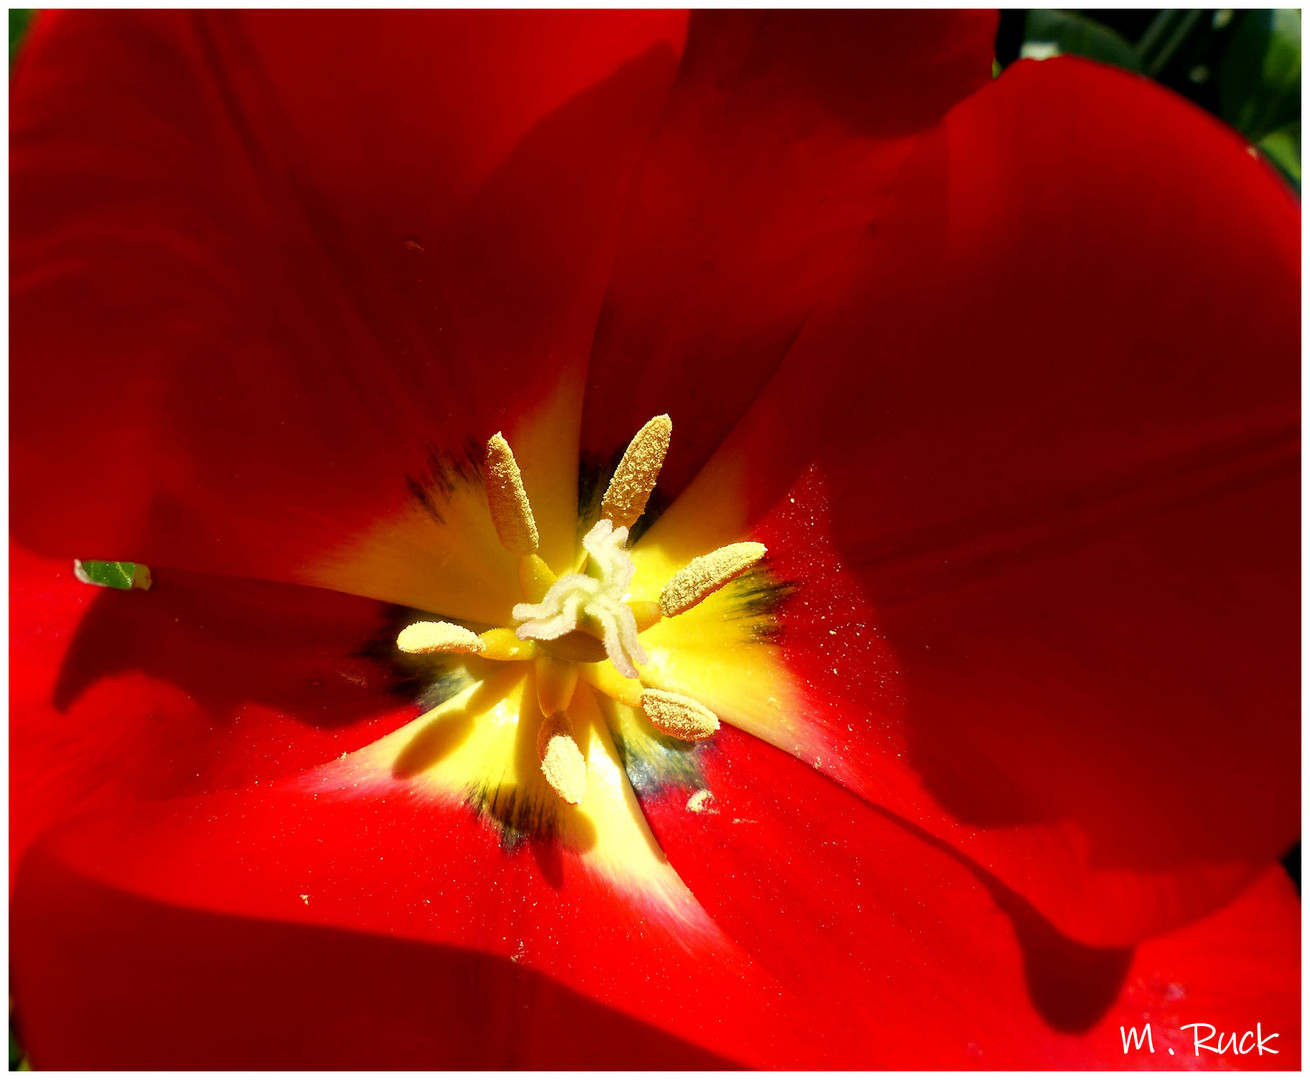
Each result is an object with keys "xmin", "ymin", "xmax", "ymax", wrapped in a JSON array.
[{"xmin": 997, "ymin": 9, "xmax": 1300, "ymax": 189}]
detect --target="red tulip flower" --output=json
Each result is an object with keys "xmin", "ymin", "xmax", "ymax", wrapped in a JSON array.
[{"xmin": 10, "ymin": 10, "xmax": 1299, "ymax": 1070}]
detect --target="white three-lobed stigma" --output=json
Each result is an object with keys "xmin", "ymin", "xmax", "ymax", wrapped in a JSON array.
[{"xmin": 512, "ymin": 519, "xmax": 647, "ymax": 679}]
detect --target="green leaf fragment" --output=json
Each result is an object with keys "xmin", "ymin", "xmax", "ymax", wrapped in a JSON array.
[
  {"xmin": 9, "ymin": 9, "xmax": 33, "ymax": 70},
  {"xmin": 1022, "ymin": 10, "xmax": 1143, "ymax": 73},
  {"xmin": 73, "ymin": 559, "xmax": 153, "ymax": 591},
  {"xmin": 1258, "ymin": 121, "xmax": 1301, "ymax": 192},
  {"xmin": 1142, "ymin": 9, "xmax": 1204, "ymax": 78},
  {"xmin": 1220, "ymin": 9, "xmax": 1301, "ymax": 141}
]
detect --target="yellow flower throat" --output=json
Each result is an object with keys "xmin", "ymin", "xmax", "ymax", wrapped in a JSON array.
[{"xmin": 394, "ymin": 415, "xmax": 766, "ymax": 807}]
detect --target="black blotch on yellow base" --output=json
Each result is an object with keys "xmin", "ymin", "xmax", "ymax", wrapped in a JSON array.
[{"xmin": 405, "ymin": 438, "xmax": 485, "ymax": 526}]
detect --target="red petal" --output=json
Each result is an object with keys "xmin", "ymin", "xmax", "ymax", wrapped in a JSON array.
[
  {"xmin": 10, "ymin": 542, "xmax": 412, "ymax": 881},
  {"xmin": 639, "ymin": 727, "xmax": 1300, "ymax": 1067},
  {"xmin": 12, "ymin": 11, "xmax": 684, "ymax": 586},
  {"xmin": 641, "ymin": 58, "xmax": 1299, "ymax": 944},
  {"xmin": 12, "ymin": 783, "xmax": 786, "ymax": 1068},
  {"xmin": 581, "ymin": 10, "xmax": 997, "ymax": 492},
  {"xmin": 12, "ymin": 727, "xmax": 1299, "ymax": 1067},
  {"xmin": 1123, "ymin": 867, "xmax": 1301, "ymax": 1068}
]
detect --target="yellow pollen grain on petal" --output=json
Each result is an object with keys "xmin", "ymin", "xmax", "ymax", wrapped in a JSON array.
[
  {"xmin": 640, "ymin": 688, "xmax": 720, "ymax": 742},
  {"xmin": 537, "ymin": 712, "xmax": 588, "ymax": 805},
  {"xmin": 600, "ymin": 414, "xmax": 672, "ymax": 530},
  {"xmin": 479, "ymin": 627, "xmax": 535, "ymax": 662},
  {"xmin": 535, "ymin": 654, "xmax": 579, "ymax": 717},
  {"xmin": 485, "ymin": 432, "xmax": 540, "ymax": 555},
  {"xmin": 397, "ymin": 620, "xmax": 486, "ymax": 655},
  {"xmin": 658, "ymin": 541, "xmax": 767, "ymax": 618}
]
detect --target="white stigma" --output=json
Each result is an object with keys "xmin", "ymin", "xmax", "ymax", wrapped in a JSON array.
[{"xmin": 512, "ymin": 519, "xmax": 648, "ymax": 678}]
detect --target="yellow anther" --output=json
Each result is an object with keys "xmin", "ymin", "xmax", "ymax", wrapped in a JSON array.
[
  {"xmin": 397, "ymin": 620, "xmax": 485, "ymax": 655},
  {"xmin": 581, "ymin": 660, "xmax": 645, "ymax": 709},
  {"xmin": 659, "ymin": 541, "xmax": 767, "ymax": 618},
  {"xmin": 485, "ymin": 432, "xmax": 539, "ymax": 555},
  {"xmin": 517, "ymin": 552, "xmax": 557, "ymax": 604},
  {"xmin": 537, "ymin": 712, "xmax": 587, "ymax": 805},
  {"xmin": 535, "ymin": 654, "xmax": 579, "ymax": 717},
  {"xmin": 479, "ymin": 627, "xmax": 535, "ymax": 662},
  {"xmin": 601, "ymin": 414, "xmax": 672, "ymax": 530},
  {"xmin": 628, "ymin": 600, "xmax": 663, "ymax": 633},
  {"xmin": 640, "ymin": 688, "xmax": 720, "ymax": 742}
]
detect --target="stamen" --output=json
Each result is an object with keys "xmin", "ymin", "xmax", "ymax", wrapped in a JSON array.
[
  {"xmin": 640, "ymin": 689, "xmax": 720, "ymax": 741},
  {"xmin": 659, "ymin": 541, "xmax": 767, "ymax": 618},
  {"xmin": 478, "ymin": 627, "xmax": 535, "ymax": 662},
  {"xmin": 397, "ymin": 620, "xmax": 485, "ymax": 655},
  {"xmin": 517, "ymin": 552, "xmax": 556, "ymax": 604},
  {"xmin": 628, "ymin": 600, "xmax": 662, "ymax": 633},
  {"xmin": 485, "ymin": 432, "xmax": 539, "ymax": 555},
  {"xmin": 537, "ymin": 712, "xmax": 587, "ymax": 804},
  {"xmin": 535, "ymin": 654, "xmax": 579, "ymax": 717},
  {"xmin": 601, "ymin": 414, "xmax": 672, "ymax": 530},
  {"xmin": 581, "ymin": 661, "xmax": 644, "ymax": 709}
]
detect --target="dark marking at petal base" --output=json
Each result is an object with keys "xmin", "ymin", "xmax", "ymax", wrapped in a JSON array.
[
  {"xmin": 600, "ymin": 695, "xmax": 708, "ymax": 799},
  {"xmin": 468, "ymin": 782, "xmax": 561, "ymax": 850},
  {"xmin": 357, "ymin": 605, "xmax": 477, "ymax": 711},
  {"xmin": 405, "ymin": 439, "xmax": 485, "ymax": 525},
  {"xmin": 718, "ymin": 562, "xmax": 798, "ymax": 644},
  {"xmin": 465, "ymin": 782, "xmax": 598, "ymax": 856}
]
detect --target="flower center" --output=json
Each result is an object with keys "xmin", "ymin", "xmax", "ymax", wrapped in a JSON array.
[
  {"xmin": 394, "ymin": 415, "xmax": 767, "ymax": 807},
  {"xmin": 512, "ymin": 518, "xmax": 647, "ymax": 678}
]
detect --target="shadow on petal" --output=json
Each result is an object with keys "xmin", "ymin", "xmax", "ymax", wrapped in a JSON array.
[
  {"xmin": 12, "ymin": 841, "xmax": 734, "ymax": 1069},
  {"xmin": 53, "ymin": 565, "xmax": 403, "ymax": 730},
  {"xmin": 391, "ymin": 668, "xmax": 523, "ymax": 779},
  {"xmin": 981, "ymin": 873, "xmax": 1136, "ymax": 1033},
  {"xmin": 862, "ymin": 800, "xmax": 1135, "ymax": 1033}
]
